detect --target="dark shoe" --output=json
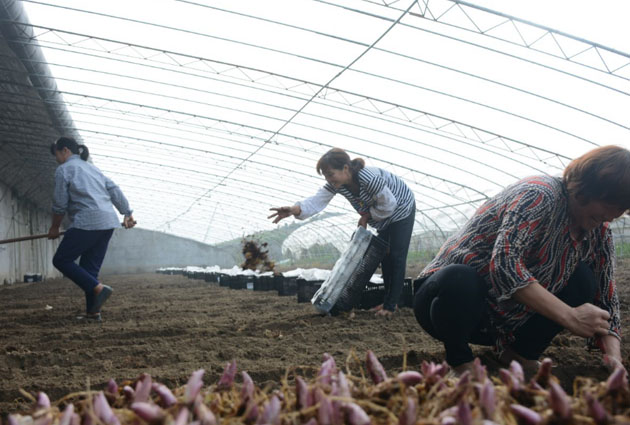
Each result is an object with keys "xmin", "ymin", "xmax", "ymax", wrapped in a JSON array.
[
  {"xmin": 76, "ymin": 313, "xmax": 102, "ymax": 322},
  {"xmin": 90, "ymin": 285, "xmax": 113, "ymax": 314}
]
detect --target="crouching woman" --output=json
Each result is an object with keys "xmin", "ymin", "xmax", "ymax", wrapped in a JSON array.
[{"xmin": 414, "ymin": 145, "xmax": 629, "ymax": 374}]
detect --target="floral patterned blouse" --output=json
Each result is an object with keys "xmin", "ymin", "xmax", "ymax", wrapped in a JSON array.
[{"xmin": 419, "ymin": 175, "xmax": 620, "ymax": 349}]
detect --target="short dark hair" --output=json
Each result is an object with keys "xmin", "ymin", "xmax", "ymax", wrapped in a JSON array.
[
  {"xmin": 316, "ymin": 148, "xmax": 365, "ymax": 178},
  {"xmin": 563, "ymin": 145, "xmax": 630, "ymax": 210},
  {"xmin": 50, "ymin": 137, "xmax": 89, "ymax": 161}
]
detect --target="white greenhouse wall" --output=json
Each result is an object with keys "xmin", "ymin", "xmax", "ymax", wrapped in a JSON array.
[
  {"xmin": 1, "ymin": 179, "xmax": 238, "ymax": 283},
  {"xmin": 0, "ymin": 180, "xmax": 61, "ymax": 284}
]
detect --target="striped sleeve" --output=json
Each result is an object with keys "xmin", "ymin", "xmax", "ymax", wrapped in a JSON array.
[{"xmin": 359, "ymin": 168, "xmax": 386, "ymax": 197}]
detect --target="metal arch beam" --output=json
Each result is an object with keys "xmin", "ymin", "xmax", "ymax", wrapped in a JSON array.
[
  {"xmin": 35, "ymin": 97, "xmax": 493, "ymax": 203},
  {"xmin": 2, "ymin": 99, "xmax": 488, "ymax": 227},
  {"xmin": 5, "ymin": 32, "xmax": 587, "ymax": 170},
  {"xmin": 180, "ymin": 0, "xmax": 630, "ymax": 88},
  {"xmin": 0, "ymin": 44, "xmax": 580, "ymax": 170},
  {"xmin": 0, "ymin": 59, "xmax": 575, "ymax": 175},
  {"xmin": 8, "ymin": 24, "xmax": 614, "ymax": 146},
  {"xmin": 341, "ymin": 0, "xmax": 630, "ymax": 79},
  {"xmin": 0, "ymin": 95, "xmax": 503, "ymax": 229}
]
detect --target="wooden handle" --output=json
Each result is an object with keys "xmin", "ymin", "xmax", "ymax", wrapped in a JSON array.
[
  {"xmin": 0, "ymin": 221, "xmax": 136, "ymax": 245},
  {"xmin": 0, "ymin": 232, "xmax": 66, "ymax": 245}
]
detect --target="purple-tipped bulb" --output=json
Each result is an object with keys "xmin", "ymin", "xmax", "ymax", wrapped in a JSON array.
[
  {"xmin": 296, "ymin": 377, "xmax": 310, "ymax": 409},
  {"xmin": 217, "ymin": 360, "xmax": 237, "ymax": 390},
  {"xmin": 152, "ymin": 383, "xmax": 177, "ymax": 407},
  {"xmin": 366, "ymin": 350, "xmax": 387, "ymax": 384},
  {"xmin": 480, "ymin": 380, "xmax": 495, "ymax": 419},
  {"xmin": 534, "ymin": 358, "xmax": 553, "ymax": 385},
  {"xmin": 94, "ymin": 392, "xmax": 120, "ymax": 425},
  {"xmin": 194, "ymin": 398, "xmax": 218, "ymax": 425},
  {"xmin": 456, "ymin": 400, "xmax": 472, "ymax": 425},
  {"xmin": 106, "ymin": 379, "xmax": 118, "ymax": 395},
  {"xmin": 184, "ymin": 369, "xmax": 205, "ymax": 404},
  {"xmin": 345, "ymin": 403, "xmax": 371, "ymax": 425},
  {"xmin": 548, "ymin": 381, "xmax": 571, "ymax": 420},
  {"xmin": 37, "ymin": 392, "xmax": 51, "ymax": 409},
  {"xmin": 397, "ymin": 371, "xmax": 423, "ymax": 386},
  {"xmin": 317, "ymin": 394, "xmax": 333, "ymax": 425},
  {"xmin": 318, "ymin": 357, "xmax": 336, "ymax": 386},
  {"xmin": 472, "ymin": 358, "xmax": 487, "ymax": 383},
  {"xmin": 510, "ymin": 404, "xmax": 542, "ymax": 425},
  {"xmin": 338, "ymin": 371, "xmax": 351, "ymax": 398},
  {"xmin": 606, "ymin": 366, "xmax": 628, "ymax": 393},
  {"xmin": 59, "ymin": 404, "xmax": 75, "ymax": 425},
  {"xmin": 255, "ymin": 395, "xmax": 281, "ymax": 425},
  {"xmin": 509, "ymin": 361, "xmax": 524, "ymax": 383},
  {"xmin": 398, "ymin": 396, "xmax": 416, "ymax": 425},
  {"xmin": 584, "ymin": 392, "xmax": 608, "ymax": 425},
  {"xmin": 131, "ymin": 402, "xmax": 165, "ymax": 424},
  {"xmin": 174, "ymin": 407, "xmax": 189, "ymax": 425},
  {"xmin": 134, "ymin": 374, "xmax": 152, "ymax": 403},
  {"xmin": 241, "ymin": 371, "xmax": 255, "ymax": 403}
]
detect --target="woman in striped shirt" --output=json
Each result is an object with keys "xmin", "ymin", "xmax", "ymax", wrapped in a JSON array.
[
  {"xmin": 269, "ymin": 148, "xmax": 416, "ymax": 316},
  {"xmin": 414, "ymin": 145, "xmax": 630, "ymax": 375}
]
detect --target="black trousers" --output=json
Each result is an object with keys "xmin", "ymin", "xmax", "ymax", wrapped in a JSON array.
[
  {"xmin": 413, "ymin": 262, "xmax": 597, "ymax": 366},
  {"xmin": 377, "ymin": 209, "xmax": 415, "ymax": 312}
]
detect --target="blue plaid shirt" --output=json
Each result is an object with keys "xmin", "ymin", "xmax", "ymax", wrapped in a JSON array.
[{"xmin": 52, "ymin": 155, "xmax": 132, "ymax": 230}]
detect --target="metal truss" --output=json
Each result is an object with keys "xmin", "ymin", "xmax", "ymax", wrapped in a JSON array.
[{"xmin": 1, "ymin": 0, "xmax": 629, "ymax": 260}]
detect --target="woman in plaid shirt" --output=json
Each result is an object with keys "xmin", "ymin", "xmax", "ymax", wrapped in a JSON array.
[{"xmin": 414, "ymin": 145, "xmax": 630, "ymax": 375}]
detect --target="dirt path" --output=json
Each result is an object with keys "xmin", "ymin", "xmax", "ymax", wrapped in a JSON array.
[{"xmin": 1, "ymin": 267, "xmax": 628, "ymax": 415}]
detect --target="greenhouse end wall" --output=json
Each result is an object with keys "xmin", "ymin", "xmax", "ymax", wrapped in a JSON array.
[
  {"xmin": 0, "ymin": 180, "xmax": 61, "ymax": 284},
  {"xmin": 0, "ymin": 179, "xmax": 236, "ymax": 283}
]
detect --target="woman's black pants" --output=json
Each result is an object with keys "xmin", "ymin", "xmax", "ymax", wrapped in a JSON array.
[{"xmin": 413, "ymin": 262, "xmax": 597, "ymax": 366}]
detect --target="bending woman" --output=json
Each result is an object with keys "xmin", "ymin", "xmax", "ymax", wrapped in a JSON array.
[
  {"xmin": 269, "ymin": 148, "xmax": 416, "ymax": 316},
  {"xmin": 414, "ymin": 145, "xmax": 629, "ymax": 374},
  {"xmin": 48, "ymin": 137, "xmax": 135, "ymax": 321}
]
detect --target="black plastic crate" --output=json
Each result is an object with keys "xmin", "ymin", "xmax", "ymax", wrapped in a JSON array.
[
  {"xmin": 359, "ymin": 282, "xmax": 385, "ymax": 310},
  {"xmin": 278, "ymin": 276, "xmax": 298, "ymax": 296},
  {"xmin": 229, "ymin": 275, "xmax": 248, "ymax": 290},
  {"xmin": 218, "ymin": 274, "xmax": 232, "ymax": 287},
  {"xmin": 297, "ymin": 279, "xmax": 323, "ymax": 303},
  {"xmin": 204, "ymin": 272, "xmax": 218, "ymax": 283},
  {"xmin": 254, "ymin": 275, "xmax": 270, "ymax": 291}
]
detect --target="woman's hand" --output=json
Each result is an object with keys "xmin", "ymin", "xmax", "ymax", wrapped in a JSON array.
[
  {"xmin": 358, "ymin": 212, "xmax": 370, "ymax": 228},
  {"xmin": 47, "ymin": 226, "xmax": 61, "ymax": 240},
  {"xmin": 268, "ymin": 206, "xmax": 300, "ymax": 224},
  {"xmin": 512, "ymin": 283, "xmax": 610, "ymax": 338},
  {"xmin": 123, "ymin": 215, "xmax": 137, "ymax": 229},
  {"xmin": 566, "ymin": 303, "xmax": 611, "ymax": 338}
]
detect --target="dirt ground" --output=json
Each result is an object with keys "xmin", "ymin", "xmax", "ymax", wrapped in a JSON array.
[{"xmin": 1, "ymin": 264, "xmax": 629, "ymax": 416}]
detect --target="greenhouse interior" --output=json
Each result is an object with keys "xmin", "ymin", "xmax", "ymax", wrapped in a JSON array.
[{"xmin": 1, "ymin": 0, "xmax": 630, "ymax": 423}]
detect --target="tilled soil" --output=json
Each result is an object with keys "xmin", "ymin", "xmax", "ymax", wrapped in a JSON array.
[{"xmin": 1, "ymin": 267, "xmax": 629, "ymax": 416}]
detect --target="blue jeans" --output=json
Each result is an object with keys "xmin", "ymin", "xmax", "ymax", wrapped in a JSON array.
[
  {"xmin": 378, "ymin": 209, "xmax": 415, "ymax": 312},
  {"xmin": 52, "ymin": 228, "xmax": 114, "ymax": 313}
]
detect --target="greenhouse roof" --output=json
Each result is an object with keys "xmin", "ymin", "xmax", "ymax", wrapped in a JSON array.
[{"xmin": 1, "ymin": 0, "xmax": 629, "ymax": 246}]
